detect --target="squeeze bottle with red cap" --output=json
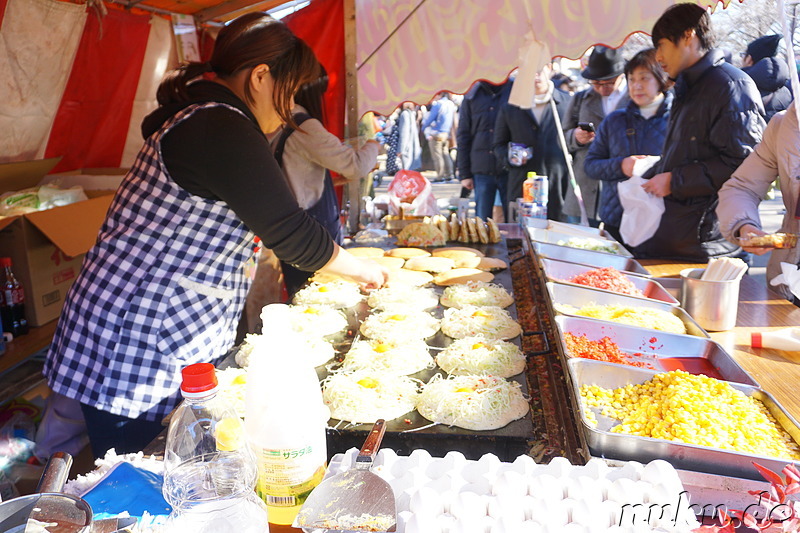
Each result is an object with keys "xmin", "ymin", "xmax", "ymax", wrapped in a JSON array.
[
  {"xmin": 751, "ymin": 327, "xmax": 800, "ymax": 351},
  {"xmin": 162, "ymin": 363, "xmax": 269, "ymax": 533}
]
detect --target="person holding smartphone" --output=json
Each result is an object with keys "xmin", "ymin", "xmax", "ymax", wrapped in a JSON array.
[{"xmin": 562, "ymin": 46, "xmax": 630, "ymax": 226}]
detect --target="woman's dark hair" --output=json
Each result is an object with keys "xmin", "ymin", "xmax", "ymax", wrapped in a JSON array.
[
  {"xmin": 651, "ymin": 3, "xmax": 715, "ymax": 51},
  {"xmin": 294, "ymin": 65, "xmax": 329, "ymax": 123},
  {"xmin": 625, "ymin": 48, "xmax": 669, "ymax": 93},
  {"xmin": 157, "ymin": 12, "xmax": 320, "ymax": 130}
]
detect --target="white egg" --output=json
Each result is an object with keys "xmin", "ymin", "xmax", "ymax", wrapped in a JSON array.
[
  {"xmin": 375, "ymin": 448, "xmax": 398, "ymax": 468},
  {"xmin": 487, "ymin": 495, "xmax": 526, "ymax": 522},
  {"xmin": 407, "ymin": 448, "xmax": 433, "ymax": 469},
  {"xmin": 393, "ymin": 467, "xmax": 429, "ymax": 494},
  {"xmin": 512, "ymin": 454, "xmax": 539, "ymax": 476},
  {"xmin": 564, "ymin": 475, "xmax": 603, "ymax": 503},
  {"xmin": 522, "ymin": 495, "xmax": 548, "ymax": 522},
  {"xmin": 600, "ymin": 499, "xmax": 623, "ymax": 527},
  {"xmin": 397, "ymin": 510, "xmax": 414, "ymax": 531},
  {"xmin": 410, "ymin": 486, "xmax": 444, "ymax": 518},
  {"xmin": 561, "ymin": 524, "xmax": 587, "ymax": 533},
  {"xmin": 518, "ymin": 521, "xmax": 544, "ymax": 533},
  {"xmin": 570, "ymin": 499, "xmax": 609, "ymax": 527},
  {"xmin": 606, "ymin": 461, "xmax": 644, "ymax": 482},
  {"xmin": 341, "ymin": 447, "xmax": 359, "ymax": 467},
  {"xmin": 480, "ymin": 515, "xmax": 496, "ymax": 532},
  {"xmin": 460, "ymin": 478, "xmax": 491, "ymax": 496},
  {"xmin": 528, "ymin": 473, "xmax": 564, "ymax": 500},
  {"xmin": 449, "ymin": 518, "xmax": 486, "ymax": 533},
  {"xmin": 427, "ymin": 459, "xmax": 451, "ymax": 480},
  {"xmin": 461, "ymin": 460, "xmax": 490, "ymax": 482},
  {"xmin": 493, "ymin": 515, "xmax": 525, "ymax": 531},
  {"xmin": 425, "ymin": 474, "xmax": 456, "ymax": 494},
  {"xmin": 540, "ymin": 498, "xmax": 570, "ymax": 528},
  {"xmin": 605, "ymin": 526, "xmax": 633, "ymax": 533},
  {"xmin": 477, "ymin": 453, "xmax": 502, "ymax": 474},
  {"xmin": 492, "ymin": 471, "xmax": 528, "ymax": 498},
  {"xmin": 542, "ymin": 456, "xmax": 573, "ymax": 477},
  {"xmin": 580, "ymin": 457, "xmax": 610, "ymax": 479},
  {"xmin": 642, "ymin": 459, "xmax": 683, "ymax": 496},
  {"xmin": 607, "ymin": 477, "xmax": 644, "ymax": 505},
  {"xmin": 405, "ymin": 514, "xmax": 440, "ymax": 533},
  {"xmin": 395, "ymin": 487, "xmax": 416, "ymax": 514},
  {"xmin": 436, "ymin": 513, "xmax": 456, "ymax": 533},
  {"xmin": 449, "ymin": 492, "xmax": 488, "ymax": 521}
]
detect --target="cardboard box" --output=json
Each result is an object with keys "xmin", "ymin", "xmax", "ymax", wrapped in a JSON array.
[{"xmin": 0, "ymin": 159, "xmax": 122, "ymax": 327}]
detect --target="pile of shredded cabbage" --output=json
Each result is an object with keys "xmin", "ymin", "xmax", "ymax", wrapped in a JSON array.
[
  {"xmin": 441, "ymin": 305, "xmax": 522, "ymax": 340},
  {"xmin": 360, "ymin": 309, "xmax": 440, "ymax": 342},
  {"xmin": 440, "ymin": 281, "xmax": 514, "ymax": 309},
  {"xmin": 366, "ymin": 285, "xmax": 439, "ymax": 311},
  {"xmin": 341, "ymin": 339, "xmax": 434, "ymax": 376},
  {"xmin": 417, "ymin": 374, "xmax": 529, "ymax": 431},
  {"xmin": 292, "ymin": 280, "xmax": 363, "ymax": 309},
  {"xmin": 287, "ymin": 304, "xmax": 348, "ymax": 337},
  {"xmin": 436, "ymin": 336, "xmax": 525, "ymax": 378},
  {"xmin": 322, "ymin": 370, "xmax": 420, "ymax": 424}
]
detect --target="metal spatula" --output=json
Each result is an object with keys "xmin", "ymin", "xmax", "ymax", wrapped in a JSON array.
[{"xmin": 294, "ymin": 419, "xmax": 396, "ymax": 532}]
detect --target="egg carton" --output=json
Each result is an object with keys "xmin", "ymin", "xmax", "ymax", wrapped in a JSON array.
[{"xmin": 321, "ymin": 449, "xmax": 700, "ymax": 533}]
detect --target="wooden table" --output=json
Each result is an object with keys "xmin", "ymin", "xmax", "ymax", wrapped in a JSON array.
[{"xmin": 639, "ymin": 259, "xmax": 800, "ymax": 423}]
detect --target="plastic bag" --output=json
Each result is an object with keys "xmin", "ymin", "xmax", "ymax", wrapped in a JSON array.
[
  {"xmin": 387, "ymin": 170, "xmax": 438, "ymax": 217},
  {"xmin": 618, "ymin": 176, "xmax": 665, "ymax": 247},
  {"xmin": 0, "ymin": 182, "xmax": 88, "ymax": 217}
]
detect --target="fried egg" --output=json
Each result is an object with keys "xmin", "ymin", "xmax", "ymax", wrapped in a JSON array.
[
  {"xmin": 286, "ymin": 304, "xmax": 348, "ymax": 338},
  {"xmin": 360, "ymin": 309, "xmax": 440, "ymax": 342},
  {"xmin": 292, "ymin": 280, "xmax": 363, "ymax": 309},
  {"xmin": 367, "ymin": 285, "xmax": 439, "ymax": 311},
  {"xmin": 436, "ymin": 336, "xmax": 525, "ymax": 378},
  {"xmin": 322, "ymin": 370, "xmax": 419, "ymax": 424},
  {"xmin": 342, "ymin": 339, "xmax": 434, "ymax": 376},
  {"xmin": 441, "ymin": 306, "xmax": 522, "ymax": 340},
  {"xmin": 440, "ymin": 281, "xmax": 514, "ymax": 308}
]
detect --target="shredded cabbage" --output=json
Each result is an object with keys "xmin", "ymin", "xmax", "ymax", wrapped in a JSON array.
[
  {"xmin": 417, "ymin": 374, "xmax": 529, "ymax": 430},
  {"xmin": 556, "ymin": 237, "xmax": 619, "ymax": 254},
  {"xmin": 287, "ymin": 304, "xmax": 348, "ymax": 337},
  {"xmin": 341, "ymin": 339, "xmax": 434, "ymax": 376},
  {"xmin": 322, "ymin": 370, "xmax": 420, "ymax": 424},
  {"xmin": 292, "ymin": 280, "xmax": 363, "ymax": 309},
  {"xmin": 436, "ymin": 336, "xmax": 525, "ymax": 378},
  {"xmin": 360, "ymin": 309, "xmax": 440, "ymax": 342},
  {"xmin": 367, "ymin": 285, "xmax": 439, "ymax": 311},
  {"xmin": 440, "ymin": 281, "xmax": 513, "ymax": 309},
  {"xmin": 440, "ymin": 305, "xmax": 522, "ymax": 340}
]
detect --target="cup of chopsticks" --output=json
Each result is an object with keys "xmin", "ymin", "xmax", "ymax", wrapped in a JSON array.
[{"xmin": 680, "ymin": 258, "xmax": 747, "ymax": 331}]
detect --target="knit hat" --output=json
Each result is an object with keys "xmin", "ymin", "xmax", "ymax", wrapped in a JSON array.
[
  {"xmin": 746, "ymin": 34, "xmax": 782, "ymax": 63},
  {"xmin": 581, "ymin": 46, "xmax": 625, "ymax": 81}
]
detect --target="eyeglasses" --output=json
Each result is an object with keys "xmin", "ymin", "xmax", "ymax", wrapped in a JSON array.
[{"xmin": 589, "ymin": 79, "xmax": 618, "ymax": 87}]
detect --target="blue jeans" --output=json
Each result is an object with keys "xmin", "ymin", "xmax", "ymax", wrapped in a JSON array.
[{"xmin": 473, "ymin": 173, "xmax": 507, "ymax": 220}]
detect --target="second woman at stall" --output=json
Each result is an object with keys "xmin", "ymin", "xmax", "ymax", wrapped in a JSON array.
[
  {"xmin": 584, "ymin": 48, "xmax": 673, "ymax": 244},
  {"xmin": 44, "ymin": 13, "xmax": 386, "ymax": 457}
]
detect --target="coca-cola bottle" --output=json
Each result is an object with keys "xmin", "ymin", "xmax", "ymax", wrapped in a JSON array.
[{"xmin": 0, "ymin": 257, "xmax": 28, "ymax": 337}]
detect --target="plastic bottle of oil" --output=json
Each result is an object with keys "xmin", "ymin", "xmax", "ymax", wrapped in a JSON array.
[{"xmin": 245, "ymin": 304, "xmax": 329, "ymax": 525}]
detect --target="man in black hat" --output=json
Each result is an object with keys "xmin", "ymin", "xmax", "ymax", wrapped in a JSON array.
[
  {"xmin": 741, "ymin": 34, "xmax": 792, "ymax": 122},
  {"xmin": 635, "ymin": 3, "xmax": 765, "ymax": 261},
  {"xmin": 562, "ymin": 45, "xmax": 629, "ymax": 225}
]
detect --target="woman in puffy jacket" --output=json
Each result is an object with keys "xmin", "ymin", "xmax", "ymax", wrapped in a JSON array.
[{"xmin": 584, "ymin": 49, "xmax": 672, "ymax": 244}]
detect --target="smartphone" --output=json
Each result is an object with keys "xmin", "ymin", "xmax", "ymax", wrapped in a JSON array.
[{"xmin": 578, "ymin": 122, "xmax": 595, "ymax": 133}]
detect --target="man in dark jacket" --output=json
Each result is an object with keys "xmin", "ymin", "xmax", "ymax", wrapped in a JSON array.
[
  {"xmin": 637, "ymin": 3, "xmax": 765, "ymax": 261},
  {"xmin": 742, "ymin": 34, "xmax": 792, "ymax": 122},
  {"xmin": 494, "ymin": 63, "xmax": 571, "ymax": 221},
  {"xmin": 457, "ymin": 80, "xmax": 512, "ymax": 219}
]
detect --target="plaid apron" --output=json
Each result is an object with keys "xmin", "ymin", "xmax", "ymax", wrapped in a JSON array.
[{"xmin": 44, "ymin": 103, "xmax": 255, "ymax": 421}]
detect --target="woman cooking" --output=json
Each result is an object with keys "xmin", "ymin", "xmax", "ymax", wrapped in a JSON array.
[{"xmin": 43, "ymin": 13, "xmax": 386, "ymax": 457}]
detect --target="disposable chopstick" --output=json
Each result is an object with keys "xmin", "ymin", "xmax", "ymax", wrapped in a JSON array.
[{"xmin": 701, "ymin": 258, "xmax": 747, "ymax": 281}]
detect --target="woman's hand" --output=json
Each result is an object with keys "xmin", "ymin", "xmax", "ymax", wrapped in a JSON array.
[
  {"xmin": 621, "ymin": 155, "xmax": 648, "ymax": 177},
  {"xmin": 351, "ymin": 259, "xmax": 388, "ymax": 290},
  {"xmin": 319, "ymin": 246, "xmax": 388, "ymax": 290}
]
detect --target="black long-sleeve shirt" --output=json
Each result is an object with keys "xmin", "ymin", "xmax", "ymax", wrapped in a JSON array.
[{"xmin": 140, "ymin": 81, "xmax": 333, "ymax": 272}]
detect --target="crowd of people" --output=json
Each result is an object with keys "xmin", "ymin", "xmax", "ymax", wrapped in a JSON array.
[{"xmin": 377, "ymin": 3, "xmax": 793, "ymax": 268}]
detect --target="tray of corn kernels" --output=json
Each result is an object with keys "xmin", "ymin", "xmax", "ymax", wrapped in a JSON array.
[
  {"xmin": 568, "ymin": 358, "xmax": 800, "ymax": 480},
  {"xmin": 546, "ymin": 282, "xmax": 708, "ymax": 338}
]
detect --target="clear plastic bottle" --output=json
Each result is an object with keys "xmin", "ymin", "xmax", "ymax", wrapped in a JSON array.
[
  {"xmin": 247, "ymin": 304, "xmax": 329, "ymax": 525},
  {"xmin": 162, "ymin": 363, "xmax": 269, "ymax": 533},
  {"xmin": 0, "ymin": 257, "xmax": 28, "ymax": 337}
]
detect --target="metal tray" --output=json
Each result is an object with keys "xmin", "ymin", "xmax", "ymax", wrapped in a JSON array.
[
  {"xmin": 554, "ymin": 315, "xmax": 758, "ymax": 387},
  {"xmin": 531, "ymin": 241, "xmax": 650, "ymax": 277},
  {"xmin": 541, "ymin": 257, "xmax": 679, "ymax": 305},
  {"xmin": 546, "ymin": 282, "xmax": 709, "ymax": 338},
  {"xmin": 527, "ymin": 227, "xmax": 633, "ymax": 257},
  {"xmin": 546, "ymin": 220, "xmax": 613, "ymax": 239},
  {"xmin": 567, "ymin": 358, "xmax": 800, "ymax": 480}
]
